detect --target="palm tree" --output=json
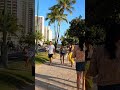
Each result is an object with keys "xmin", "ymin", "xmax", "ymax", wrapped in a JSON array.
[
  {"xmin": 45, "ymin": 6, "xmax": 60, "ymax": 50},
  {"xmin": 57, "ymin": 0, "xmax": 76, "ymax": 14},
  {"xmin": 55, "ymin": 13, "xmax": 68, "ymax": 45},
  {"xmin": 46, "ymin": 5, "xmax": 68, "ymax": 50},
  {"xmin": 0, "ymin": 11, "xmax": 19, "ymax": 68},
  {"xmin": 45, "ymin": 12, "xmax": 57, "ymax": 40}
]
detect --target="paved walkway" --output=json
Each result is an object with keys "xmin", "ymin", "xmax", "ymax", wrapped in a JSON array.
[
  {"xmin": 35, "ymin": 56, "xmax": 80, "ymax": 90},
  {"xmin": 35, "ymin": 56, "xmax": 97, "ymax": 90}
]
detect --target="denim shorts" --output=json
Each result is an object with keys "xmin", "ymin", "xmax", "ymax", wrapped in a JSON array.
[{"xmin": 76, "ymin": 62, "xmax": 85, "ymax": 71}]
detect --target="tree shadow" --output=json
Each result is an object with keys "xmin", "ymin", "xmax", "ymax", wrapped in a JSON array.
[
  {"xmin": 35, "ymin": 79, "xmax": 67, "ymax": 90},
  {"xmin": 35, "ymin": 73, "xmax": 76, "ymax": 84},
  {"xmin": 44, "ymin": 62, "xmax": 75, "ymax": 70},
  {"xmin": 0, "ymin": 72, "xmax": 29, "ymax": 89},
  {"xmin": 2, "ymin": 70, "xmax": 34, "ymax": 83},
  {"xmin": 35, "ymin": 73, "xmax": 76, "ymax": 89}
]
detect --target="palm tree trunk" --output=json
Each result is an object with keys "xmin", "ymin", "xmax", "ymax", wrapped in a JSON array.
[
  {"xmin": 56, "ymin": 23, "xmax": 60, "ymax": 46},
  {"xmin": 55, "ymin": 23, "xmax": 59, "ymax": 51},
  {"xmin": 54, "ymin": 22, "xmax": 57, "ymax": 52},
  {"xmin": 58, "ymin": 24, "xmax": 60, "ymax": 41}
]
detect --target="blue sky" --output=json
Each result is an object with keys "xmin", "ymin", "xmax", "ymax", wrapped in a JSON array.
[{"xmin": 35, "ymin": 0, "xmax": 85, "ymax": 42}]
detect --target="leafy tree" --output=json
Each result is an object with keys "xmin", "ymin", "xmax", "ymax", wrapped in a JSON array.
[
  {"xmin": 68, "ymin": 16, "xmax": 85, "ymax": 38},
  {"xmin": 60, "ymin": 29, "xmax": 79, "ymax": 46},
  {"xmin": 64, "ymin": 16, "xmax": 106, "ymax": 45},
  {"xmin": 0, "ymin": 11, "xmax": 19, "ymax": 68},
  {"xmin": 85, "ymin": 25, "xmax": 106, "ymax": 45}
]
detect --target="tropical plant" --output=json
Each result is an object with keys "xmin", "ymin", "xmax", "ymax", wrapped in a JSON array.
[
  {"xmin": 56, "ymin": 13, "xmax": 68, "ymax": 46},
  {"xmin": 0, "ymin": 11, "xmax": 19, "ymax": 68},
  {"xmin": 46, "ymin": 5, "xmax": 68, "ymax": 51},
  {"xmin": 57, "ymin": 0, "xmax": 76, "ymax": 14}
]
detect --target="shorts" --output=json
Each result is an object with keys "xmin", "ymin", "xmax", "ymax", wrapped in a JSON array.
[
  {"xmin": 76, "ymin": 62, "xmax": 85, "ymax": 72},
  {"xmin": 60, "ymin": 52, "xmax": 65, "ymax": 56},
  {"xmin": 98, "ymin": 84, "xmax": 120, "ymax": 90},
  {"xmin": 48, "ymin": 54, "xmax": 53, "ymax": 58}
]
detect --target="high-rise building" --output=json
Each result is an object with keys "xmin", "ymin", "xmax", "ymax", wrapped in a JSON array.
[
  {"xmin": 44, "ymin": 26, "xmax": 49, "ymax": 41},
  {"xmin": 0, "ymin": 0, "xmax": 35, "ymax": 45},
  {"xmin": 17, "ymin": 0, "xmax": 35, "ymax": 34},
  {"xmin": 0, "ymin": 0, "xmax": 17, "ymax": 44},
  {"xmin": 0, "ymin": 0, "xmax": 17, "ymax": 16},
  {"xmin": 47, "ymin": 29, "xmax": 52, "ymax": 41},
  {"xmin": 44, "ymin": 26, "xmax": 52, "ymax": 41},
  {"xmin": 35, "ymin": 16, "xmax": 44, "ymax": 40}
]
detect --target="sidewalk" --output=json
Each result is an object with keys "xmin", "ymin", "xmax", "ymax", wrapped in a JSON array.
[{"xmin": 35, "ymin": 57, "xmax": 78, "ymax": 90}]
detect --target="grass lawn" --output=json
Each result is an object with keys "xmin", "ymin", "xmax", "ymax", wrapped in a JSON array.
[
  {"xmin": 0, "ymin": 61, "xmax": 34, "ymax": 90},
  {"xmin": 35, "ymin": 52, "xmax": 49, "ymax": 64},
  {"xmin": 35, "ymin": 52, "xmax": 60, "ymax": 64},
  {"xmin": 35, "ymin": 52, "xmax": 59, "ymax": 64}
]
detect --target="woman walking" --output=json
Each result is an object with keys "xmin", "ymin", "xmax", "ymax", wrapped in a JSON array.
[
  {"xmin": 72, "ymin": 37, "xmax": 86, "ymax": 90},
  {"xmin": 60, "ymin": 45, "xmax": 65, "ymax": 64},
  {"xmin": 68, "ymin": 45, "xmax": 74, "ymax": 67}
]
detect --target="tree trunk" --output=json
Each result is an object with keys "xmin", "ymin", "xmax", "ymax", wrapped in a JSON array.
[
  {"xmin": 55, "ymin": 24, "xmax": 59, "ymax": 51},
  {"xmin": 54, "ymin": 22, "xmax": 57, "ymax": 52},
  {"xmin": 56, "ymin": 24, "xmax": 60, "ymax": 47},
  {"xmin": 1, "ymin": 0, "xmax": 8, "ymax": 68},
  {"xmin": 1, "ymin": 31, "xmax": 8, "ymax": 68}
]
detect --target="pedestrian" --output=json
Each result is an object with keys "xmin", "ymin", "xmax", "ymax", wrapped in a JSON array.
[
  {"xmin": 23, "ymin": 46, "xmax": 29, "ymax": 67},
  {"xmin": 60, "ymin": 45, "xmax": 65, "ymax": 64},
  {"xmin": 47, "ymin": 41, "xmax": 55, "ymax": 65},
  {"xmin": 68, "ymin": 47, "xmax": 74, "ymax": 67},
  {"xmin": 72, "ymin": 37, "xmax": 86, "ymax": 90},
  {"xmin": 87, "ymin": 23, "xmax": 120, "ymax": 90}
]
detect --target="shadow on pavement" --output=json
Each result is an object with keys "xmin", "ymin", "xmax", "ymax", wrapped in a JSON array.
[
  {"xmin": 44, "ymin": 62, "xmax": 75, "ymax": 70},
  {"xmin": 35, "ymin": 73, "xmax": 76, "ymax": 89},
  {"xmin": 35, "ymin": 79, "xmax": 67, "ymax": 90}
]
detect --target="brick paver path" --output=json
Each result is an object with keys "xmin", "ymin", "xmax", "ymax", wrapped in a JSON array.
[
  {"xmin": 35, "ymin": 56, "xmax": 80, "ymax": 90},
  {"xmin": 35, "ymin": 56, "xmax": 97, "ymax": 90}
]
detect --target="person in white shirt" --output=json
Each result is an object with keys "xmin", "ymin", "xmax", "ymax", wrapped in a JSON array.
[{"xmin": 48, "ymin": 41, "xmax": 55, "ymax": 65}]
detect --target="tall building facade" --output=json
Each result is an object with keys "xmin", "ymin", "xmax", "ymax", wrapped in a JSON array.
[
  {"xmin": 0, "ymin": 0, "xmax": 35, "ymax": 45},
  {"xmin": 0, "ymin": 0, "xmax": 17, "ymax": 44},
  {"xmin": 17, "ymin": 0, "xmax": 35, "ymax": 34},
  {"xmin": 35, "ymin": 16, "xmax": 44, "ymax": 40},
  {"xmin": 0, "ymin": 0, "xmax": 17, "ymax": 16},
  {"xmin": 47, "ymin": 29, "xmax": 52, "ymax": 41},
  {"xmin": 44, "ymin": 26, "xmax": 52, "ymax": 41}
]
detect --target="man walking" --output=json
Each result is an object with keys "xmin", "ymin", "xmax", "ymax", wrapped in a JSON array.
[{"xmin": 47, "ymin": 41, "xmax": 55, "ymax": 65}]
